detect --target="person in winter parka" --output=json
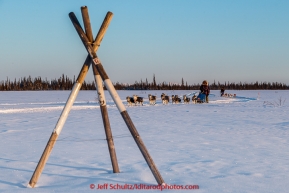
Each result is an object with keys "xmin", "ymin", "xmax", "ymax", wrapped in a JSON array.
[
  {"xmin": 220, "ymin": 87, "xmax": 225, "ymax": 97},
  {"xmin": 200, "ymin": 80, "xmax": 210, "ymax": 103}
]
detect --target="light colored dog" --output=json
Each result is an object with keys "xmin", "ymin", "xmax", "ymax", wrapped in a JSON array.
[{"xmin": 148, "ymin": 94, "xmax": 156, "ymax": 105}]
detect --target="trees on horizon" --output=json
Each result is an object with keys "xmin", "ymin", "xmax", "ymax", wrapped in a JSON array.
[{"xmin": 0, "ymin": 74, "xmax": 288, "ymax": 91}]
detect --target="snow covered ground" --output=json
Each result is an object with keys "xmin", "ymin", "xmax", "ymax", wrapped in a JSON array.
[{"xmin": 0, "ymin": 90, "xmax": 288, "ymax": 193}]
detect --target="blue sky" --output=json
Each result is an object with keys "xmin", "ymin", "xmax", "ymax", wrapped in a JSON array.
[{"xmin": 0, "ymin": 0, "xmax": 288, "ymax": 85}]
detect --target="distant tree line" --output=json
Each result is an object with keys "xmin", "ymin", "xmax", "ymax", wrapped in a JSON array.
[
  {"xmin": 1, "ymin": 74, "xmax": 288, "ymax": 91},
  {"xmin": 0, "ymin": 74, "xmax": 95, "ymax": 91}
]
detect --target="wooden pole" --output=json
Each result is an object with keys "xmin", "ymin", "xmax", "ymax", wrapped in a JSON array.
[
  {"xmin": 28, "ymin": 11, "xmax": 113, "ymax": 188},
  {"xmin": 92, "ymin": 65, "xmax": 120, "ymax": 173},
  {"xmin": 69, "ymin": 12, "xmax": 165, "ymax": 185},
  {"xmin": 81, "ymin": 6, "xmax": 120, "ymax": 173}
]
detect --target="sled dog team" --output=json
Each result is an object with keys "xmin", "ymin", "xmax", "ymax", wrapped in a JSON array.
[
  {"xmin": 126, "ymin": 93, "xmax": 198, "ymax": 106},
  {"xmin": 126, "ymin": 80, "xmax": 236, "ymax": 106},
  {"xmin": 126, "ymin": 80, "xmax": 209, "ymax": 106}
]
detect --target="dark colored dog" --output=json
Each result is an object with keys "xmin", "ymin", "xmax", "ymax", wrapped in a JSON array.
[
  {"xmin": 133, "ymin": 95, "xmax": 143, "ymax": 106},
  {"xmin": 172, "ymin": 95, "xmax": 181, "ymax": 104},
  {"xmin": 161, "ymin": 93, "xmax": 169, "ymax": 104},
  {"xmin": 183, "ymin": 95, "xmax": 190, "ymax": 104},
  {"xmin": 192, "ymin": 95, "xmax": 197, "ymax": 104},
  {"xmin": 126, "ymin": 96, "xmax": 135, "ymax": 106}
]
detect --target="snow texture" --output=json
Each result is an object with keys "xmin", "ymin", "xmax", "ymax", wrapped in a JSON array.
[{"xmin": 0, "ymin": 90, "xmax": 288, "ymax": 193}]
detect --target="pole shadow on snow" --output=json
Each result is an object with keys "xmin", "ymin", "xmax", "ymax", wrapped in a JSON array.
[{"xmin": 0, "ymin": 179, "xmax": 27, "ymax": 188}]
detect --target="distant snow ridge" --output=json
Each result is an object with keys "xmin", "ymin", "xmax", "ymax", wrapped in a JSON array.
[{"xmin": 0, "ymin": 103, "xmax": 99, "ymax": 114}]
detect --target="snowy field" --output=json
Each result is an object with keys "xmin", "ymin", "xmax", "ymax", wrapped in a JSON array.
[{"xmin": 0, "ymin": 90, "xmax": 288, "ymax": 193}]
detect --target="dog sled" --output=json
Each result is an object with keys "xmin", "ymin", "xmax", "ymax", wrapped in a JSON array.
[
  {"xmin": 197, "ymin": 93, "xmax": 206, "ymax": 103},
  {"xmin": 186, "ymin": 91, "xmax": 206, "ymax": 104}
]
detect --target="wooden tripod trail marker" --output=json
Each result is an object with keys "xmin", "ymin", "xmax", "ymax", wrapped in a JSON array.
[
  {"xmin": 81, "ymin": 6, "xmax": 120, "ymax": 173},
  {"xmin": 28, "ymin": 11, "xmax": 113, "ymax": 188},
  {"xmin": 69, "ymin": 12, "xmax": 165, "ymax": 185}
]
